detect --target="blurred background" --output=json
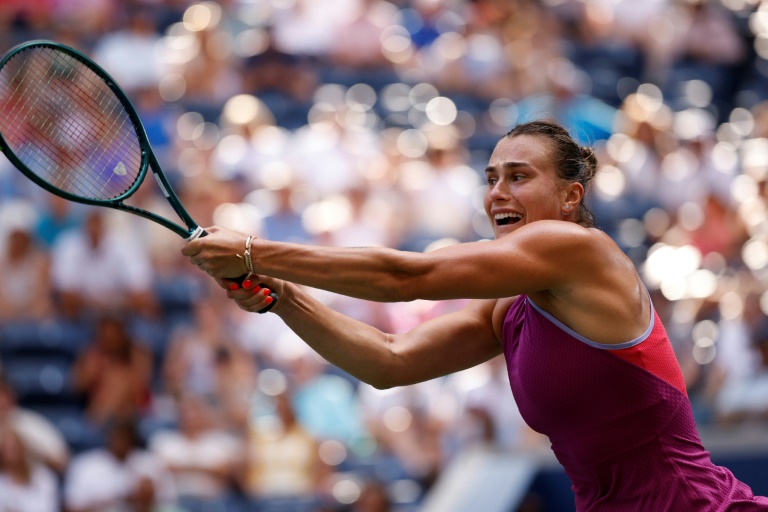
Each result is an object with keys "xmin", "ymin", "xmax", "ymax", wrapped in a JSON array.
[{"xmin": 2, "ymin": 0, "xmax": 768, "ymax": 510}]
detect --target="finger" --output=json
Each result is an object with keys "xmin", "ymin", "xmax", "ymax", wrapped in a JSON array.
[
  {"xmin": 216, "ymin": 277, "xmax": 239, "ymax": 290},
  {"xmin": 235, "ymin": 288, "xmax": 273, "ymax": 311},
  {"xmin": 227, "ymin": 288, "xmax": 255, "ymax": 299},
  {"xmin": 180, "ymin": 242, "xmax": 200, "ymax": 257}
]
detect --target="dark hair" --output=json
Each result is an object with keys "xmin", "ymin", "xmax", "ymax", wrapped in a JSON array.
[{"xmin": 505, "ymin": 121, "xmax": 598, "ymax": 228}]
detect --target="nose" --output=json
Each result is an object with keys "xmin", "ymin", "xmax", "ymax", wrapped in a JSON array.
[{"xmin": 488, "ymin": 180, "xmax": 510, "ymax": 202}]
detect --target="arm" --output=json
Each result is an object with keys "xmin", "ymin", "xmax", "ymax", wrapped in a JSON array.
[
  {"xmin": 225, "ymin": 277, "xmax": 502, "ymax": 389},
  {"xmin": 184, "ymin": 220, "xmax": 601, "ymax": 302}
]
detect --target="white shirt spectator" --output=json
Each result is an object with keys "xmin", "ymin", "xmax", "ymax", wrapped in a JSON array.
[
  {"xmin": 149, "ymin": 428, "xmax": 241, "ymax": 499},
  {"xmin": 64, "ymin": 448, "xmax": 176, "ymax": 511},
  {"xmin": 0, "ymin": 464, "xmax": 58, "ymax": 512},
  {"xmin": 50, "ymin": 214, "xmax": 153, "ymax": 309}
]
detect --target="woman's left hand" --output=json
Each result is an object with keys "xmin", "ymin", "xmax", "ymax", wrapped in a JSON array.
[{"xmin": 181, "ymin": 226, "xmax": 252, "ymax": 279}]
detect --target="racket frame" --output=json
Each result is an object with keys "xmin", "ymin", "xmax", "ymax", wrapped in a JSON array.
[
  {"xmin": 0, "ymin": 40, "xmax": 276, "ymax": 312},
  {"xmin": 0, "ymin": 40, "xmax": 203, "ymax": 240}
]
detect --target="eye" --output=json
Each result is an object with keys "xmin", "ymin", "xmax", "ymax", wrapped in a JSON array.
[
  {"xmin": 486, "ymin": 176, "xmax": 498, "ymax": 186},
  {"xmin": 512, "ymin": 174, "xmax": 526, "ymax": 181}
]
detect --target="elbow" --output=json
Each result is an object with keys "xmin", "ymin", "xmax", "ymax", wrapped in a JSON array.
[
  {"xmin": 368, "ymin": 378, "xmax": 396, "ymax": 390},
  {"xmin": 364, "ymin": 335, "xmax": 406, "ymax": 389},
  {"xmin": 367, "ymin": 371, "xmax": 407, "ymax": 390}
]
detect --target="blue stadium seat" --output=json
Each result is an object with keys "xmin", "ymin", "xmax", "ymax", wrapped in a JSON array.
[
  {"xmin": 33, "ymin": 405, "xmax": 103, "ymax": 454},
  {"xmin": 0, "ymin": 320, "xmax": 88, "ymax": 361},
  {"xmin": 154, "ymin": 274, "xmax": 204, "ymax": 316},
  {"xmin": 2, "ymin": 355, "xmax": 77, "ymax": 407}
]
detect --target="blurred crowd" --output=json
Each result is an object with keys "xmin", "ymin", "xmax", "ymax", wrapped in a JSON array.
[{"xmin": 2, "ymin": 0, "xmax": 768, "ymax": 510}]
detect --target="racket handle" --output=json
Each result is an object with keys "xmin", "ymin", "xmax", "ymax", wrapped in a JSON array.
[{"xmin": 198, "ymin": 229, "xmax": 278, "ymax": 314}]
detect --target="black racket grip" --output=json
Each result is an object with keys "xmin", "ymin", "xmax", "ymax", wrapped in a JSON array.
[{"xmin": 198, "ymin": 229, "xmax": 277, "ymax": 313}]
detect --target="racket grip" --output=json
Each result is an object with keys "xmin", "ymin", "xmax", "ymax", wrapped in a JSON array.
[
  {"xmin": 197, "ymin": 230, "xmax": 278, "ymax": 314},
  {"xmin": 260, "ymin": 290, "xmax": 278, "ymax": 314}
]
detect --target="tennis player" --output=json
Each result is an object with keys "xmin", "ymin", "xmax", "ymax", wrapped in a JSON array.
[{"xmin": 183, "ymin": 121, "xmax": 768, "ymax": 511}]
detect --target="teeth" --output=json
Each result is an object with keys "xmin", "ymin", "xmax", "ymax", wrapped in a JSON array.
[{"xmin": 494, "ymin": 212, "xmax": 523, "ymax": 220}]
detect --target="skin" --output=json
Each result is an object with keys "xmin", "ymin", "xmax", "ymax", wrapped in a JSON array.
[{"xmin": 182, "ymin": 134, "xmax": 651, "ymax": 389}]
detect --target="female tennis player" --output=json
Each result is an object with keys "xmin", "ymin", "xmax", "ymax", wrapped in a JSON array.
[{"xmin": 183, "ymin": 121, "xmax": 768, "ymax": 511}]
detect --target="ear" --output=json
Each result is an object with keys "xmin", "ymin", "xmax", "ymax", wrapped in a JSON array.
[{"xmin": 562, "ymin": 182, "xmax": 584, "ymax": 212}]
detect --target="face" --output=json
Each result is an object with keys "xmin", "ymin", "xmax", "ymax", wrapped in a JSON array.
[{"xmin": 484, "ymin": 134, "xmax": 580, "ymax": 239}]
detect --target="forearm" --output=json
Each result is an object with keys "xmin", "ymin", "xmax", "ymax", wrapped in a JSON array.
[
  {"xmin": 252, "ymin": 240, "xmax": 426, "ymax": 302},
  {"xmin": 275, "ymin": 283, "xmax": 402, "ymax": 388}
]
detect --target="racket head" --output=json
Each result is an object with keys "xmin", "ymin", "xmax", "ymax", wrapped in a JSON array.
[{"xmin": 0, "ymin": 40, "xmax": 150, "ymax": 206}]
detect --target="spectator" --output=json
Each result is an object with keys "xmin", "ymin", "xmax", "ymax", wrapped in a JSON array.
[
  {"xmin": 64, "ymin": 418, "xmax": 176, "ymax": 512},
  {"xmin": 91, "ymin": 8, "xmax": 163, "ymax": 93},
  {"xmin": 715, "ymin": 309, "xmax": 768, "ymax": 424},
  {"xmin": 0, "ymin": 225, "xmax": 53, "ymax": 323},
  {"xmin": 289, "ymin": 353, "xmax": 367, "ymax": 445},
  {"xmin": 0, "ymin": 377, "xmax": 69, "ymax": 475},
  {"xmin": 352, "ymin": 480, "xmax": 392, "ymax": 512},
  {"xmin": 242, "ymin": 393, "xmax": 326, "ymax": 507},
  {"xmin": 72, "ymin": 314, "xmax": 153, "ymax": 426},
  {"xmin": 34, "ymin": 194, "xmax": 84, "ymax": 248},
  {"xmin": 50, "ymin": 209, "xmax": 156, "ymax": 318},
  {"xmin": 163, "ymin": 298, "xmax": 256, "ymax": 428},
  {"xmin": 0, "ymin": 427, "xmax": 59, "ymax": 512},
  {"xmin": 149, "ymin": 394, "xmax": 241, "ymax": 512}
]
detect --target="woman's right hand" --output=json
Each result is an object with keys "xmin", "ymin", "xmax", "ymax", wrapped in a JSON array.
[{"xmin": 215, "ymin": 274, "xmax": 291, "ymax": 314}]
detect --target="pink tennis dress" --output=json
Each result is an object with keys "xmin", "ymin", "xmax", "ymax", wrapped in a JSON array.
[{"xmin": 502, "ymin": 295, "xmax": 768, "ymax": 511}]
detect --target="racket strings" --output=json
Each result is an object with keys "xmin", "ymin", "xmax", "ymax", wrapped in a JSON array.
[
  {"xmin": 2, "ymin": 53, "xmax": 107, "ymax": 196},
  {"xmin": 24, "ymin": 49, "xmax": 140, "ymax": 197},
  {"xmin": 0, "ymin": 50, "xmax": 134, "ymax": 199},
  {"xmin": 0, "ymin": 46, "xmax": 143, "ymax": 200},
  {"xmin": 28, "ymin": 49, "xmax": 140, "ymax": 198}
]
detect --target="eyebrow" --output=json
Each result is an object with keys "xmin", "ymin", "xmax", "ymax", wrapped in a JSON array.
[{"xmin": 484, "ymin": 161, "xmax": 532, "ymax": 174}]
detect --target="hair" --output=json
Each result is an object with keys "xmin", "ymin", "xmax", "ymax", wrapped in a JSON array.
[{"xmin": 505, "ymin": 120, "xmax": 598, "ymax": 228}]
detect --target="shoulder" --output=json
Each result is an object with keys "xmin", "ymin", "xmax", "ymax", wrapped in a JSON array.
[
  {"xmin": 498, "ymin": 221, "xmax": 625, "ymax": 275},
  {"xmin": 501, "ymin": 220, "xmax": 614, "ymax": 250},
  {"xmin": 69, "ymin": 449, "xmax": 113, "ymax": 473}
]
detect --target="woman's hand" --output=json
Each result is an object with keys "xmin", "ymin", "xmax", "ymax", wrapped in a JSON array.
[
  {"xmin": 181, "ymin": 226, "xmax": 252, "ymax": 279},
  {"xmin": 215, "ymin": 274, "xmax": 291, "ymax": 314}
]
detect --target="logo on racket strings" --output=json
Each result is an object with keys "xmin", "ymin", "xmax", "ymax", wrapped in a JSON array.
[{"xmin": 114, "ymin": 162, "xmax": 127, "ymax": 176}]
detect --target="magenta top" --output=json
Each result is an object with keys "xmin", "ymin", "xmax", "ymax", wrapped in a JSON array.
[{"xmin": 502, "ymin": 295, "xmax": 768, "ymax": 511}]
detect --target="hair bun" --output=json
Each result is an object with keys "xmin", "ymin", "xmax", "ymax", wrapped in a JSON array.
[{"xmin": 580, "ymin": 146, "xmax": 598, "ymax": 182}]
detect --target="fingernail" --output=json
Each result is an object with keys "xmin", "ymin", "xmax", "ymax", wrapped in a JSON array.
[
  {"xmin": 265, "ymin": 296, "xmax": 273, "ymax": 305},
  {"xmin": 243, "ymin": 280, "xmax": 252, "ymax": 289},
  {"xmin": 229, "ymin": 284, "xmax": 239, "ymax": 290},
  {"xmin": 253, "ymin": 286, "xmax": 261, "ymax": 294},
  {"xmin": 262, "ymin": 288, "xmax": 270, "ymax": 296}
]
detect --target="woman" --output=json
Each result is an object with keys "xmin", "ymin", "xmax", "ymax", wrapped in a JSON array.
[
  {"xmin": 0, "ymin": 428, "xmax": 59, "ymax": 512},
  {"xmin": 182, "ymin": 121, "xmax": 768, "ymax": 510}
]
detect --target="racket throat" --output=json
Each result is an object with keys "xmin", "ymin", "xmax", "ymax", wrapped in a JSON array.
[{"xmin": 186, "ymin": 225, "xmax": 205, "ymax": 241}]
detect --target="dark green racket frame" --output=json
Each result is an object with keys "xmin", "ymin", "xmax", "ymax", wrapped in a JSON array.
[{"xmin": 0, "ymin": 40, "xmax": 202, "ymax": 240}]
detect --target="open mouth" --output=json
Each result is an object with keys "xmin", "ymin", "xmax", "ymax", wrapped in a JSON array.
[{"xmin": 494, "ymin": 212, "xmax": 523, "ymax": 226}]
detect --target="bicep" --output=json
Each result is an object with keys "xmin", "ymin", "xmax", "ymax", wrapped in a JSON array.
[{"xmin": 389, "ymin": 299, "xmax": 502, "ymax": 386}]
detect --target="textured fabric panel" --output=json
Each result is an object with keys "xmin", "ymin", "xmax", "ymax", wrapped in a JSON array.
[{"xmin": 608, "ymin": 309, "xmax": 688, "ymax": 396}]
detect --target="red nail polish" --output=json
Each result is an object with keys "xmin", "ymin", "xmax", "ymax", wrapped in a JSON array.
[
  {"xmin": 262, "ymin": 288, "xmax": 270, "ymax": 296},
  {"xmin": 243, "ymin": 280, "xmax": 252, "ymax": 289},
  {"xmin": 265, "ymin": 296, "xmax": 273, "ymax": 305},
  {"xmin": 253, "ymin": 286, "xmax": 261, "ymax": 294},
  {"xmin": 229, "ymin": 284, "xmax": 239, "ymax": 290}
]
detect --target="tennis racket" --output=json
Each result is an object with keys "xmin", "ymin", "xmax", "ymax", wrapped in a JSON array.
[{"xmin": 0, "ymin": 40, "xmax": 276, "ymax": 312}]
